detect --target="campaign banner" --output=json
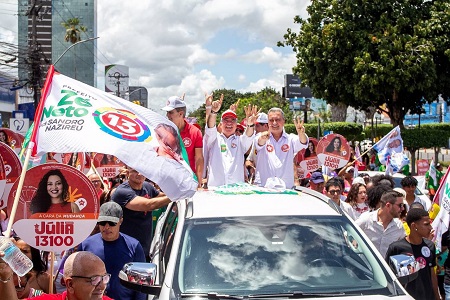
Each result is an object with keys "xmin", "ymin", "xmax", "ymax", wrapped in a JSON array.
[
  {"xmin": 93, "ymin": 153, "xmax": 126, "ymax": 178},
  {"xmin": 294, "ymin": 138, "xmax": 319, "ymax": 177},
  {"xmin": 0, "ymin": 142, "xmax": 22, "ymax": 209},
  {"xmin": 7, "ymin": 163, "xmax": 98, "ymax": 252},
  {"xmin": 0, "ymin": 128, "xmax": 24, "ymax": 154},
  {"xmin": 316, "ymin": 134, "xmax": 350, "ymax": 170},
  {"xmin": 416, "ymin": 159, "xmax": 429, "ymax": 176}
]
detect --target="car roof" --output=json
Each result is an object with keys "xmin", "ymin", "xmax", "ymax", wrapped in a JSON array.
[{"xmin": 187, "ymin": 188, "xmax": 341, "ymax": 219}]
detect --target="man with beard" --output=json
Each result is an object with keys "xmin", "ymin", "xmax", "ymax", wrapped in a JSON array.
[
  {"xmin": 79, "ymin": 202, "xmax": 146, "ymax": 300},
  {"xmin": 356, "ymin": 190, "xmax": 406, "ymax": 257}
]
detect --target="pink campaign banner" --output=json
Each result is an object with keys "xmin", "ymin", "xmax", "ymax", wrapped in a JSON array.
[
  {"xmin": 0, "ymin": 142, "xmax": 22, "ymax": 209},
  {"xmin": 93, "ymin": 153, "xmax": 126, "ymax": 178},
  {"xmin": 294, "ymin": 138, "xmax": 319, "ymax": 179},
  {"xmin": 416, "ymin": 159, "xmax": 429, "ymax": 176},
  {"xmin": 316, "ymin": 133, "xmax": 351, "ymax": 170},
  {"xmin": 7, "ymin": 163, "xmax": 98, "ymax": 252},
  {"xmin": 0, "ymin": 128, "xmax": 24, "ymax": 155}
]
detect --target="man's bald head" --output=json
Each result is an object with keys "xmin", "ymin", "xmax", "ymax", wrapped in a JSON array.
[{"xmin": 63, "ymin": 251, "xmax": 105, "ymax": 278}]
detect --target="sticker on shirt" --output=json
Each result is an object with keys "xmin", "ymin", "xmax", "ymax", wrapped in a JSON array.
[
  {"xmin": 183, "ymin": 137, "xmax": 192, "ymax": 148},
  {"xmin": 266, "ymin": 144, "xmax": 274, "ymax": 152},
  {"xmin": 421, "ymin": 246, "xmax": 431, "ymax": 258},
  {"xmin": 231, "ymin": 143, "xmax": 237, "ymax": 148},
  {"xmin": 281, "ymin": 144, "xmax": 290, "ymax": 152},
  {"xmin": 220, "ymin": 144, "xmax": 227, "ymax": 152}
]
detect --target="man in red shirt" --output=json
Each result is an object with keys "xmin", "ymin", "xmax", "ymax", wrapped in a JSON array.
[
  {"xmin": 0, "ymin": 251, "xmax": 113, "ymax": 300},
  {"xmin": 162, "ymin": 96, "xmax": 204, "ymax": 187}
]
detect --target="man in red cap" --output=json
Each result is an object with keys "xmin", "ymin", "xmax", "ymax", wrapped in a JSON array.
[
  {"xmin": 204, "ymin": 94, "xmax": 259, "ymax": 187},
  {"xmin": 161, "ymin": 96, "xmax": 204, "ymax": 188}
]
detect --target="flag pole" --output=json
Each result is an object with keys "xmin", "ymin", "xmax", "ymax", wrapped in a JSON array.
[{"xmin": 6, "ymin": 65, "xmax": 56, "ymax": 236}]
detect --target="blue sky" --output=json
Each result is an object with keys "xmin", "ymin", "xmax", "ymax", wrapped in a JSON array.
[{"xmin": 0, "ymin": 0, "xmax": 310, "ymax": 114}]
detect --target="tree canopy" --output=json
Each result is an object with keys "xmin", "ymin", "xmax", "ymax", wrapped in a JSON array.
[{"xmin": 279, "ymin": 0, "xmax": 450, "ymax": 128}]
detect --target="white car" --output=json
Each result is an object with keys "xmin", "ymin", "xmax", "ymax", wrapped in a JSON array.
[
  {"xmin": 362, "ymin": 171, "xmax": 432, "ymax": 211},
  {"xmin": 120, "ymin": 186, "xmax": 413, "ymax": 299}
]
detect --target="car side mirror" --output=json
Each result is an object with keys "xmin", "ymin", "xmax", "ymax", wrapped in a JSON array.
[
  {"xmin": 388, "ymin": 254, "xmax": 420, "ymax": 286},
  {"xmin": 119, "ymin": 262, "xmax": 161, "ymax": 295}
]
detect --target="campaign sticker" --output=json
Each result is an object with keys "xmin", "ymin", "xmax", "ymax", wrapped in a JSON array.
[
  {"xmin": 281, "ymin": 144, "xmax": 290, "ymax": 152},
  {"xmin": 316, "ymin": 134, "xmax": 350, "ymax": 169},
  {"xmin": 7, "ymin": 163, "xmax": 98, "ymax": 252},
  {"xmin": 267, "ymin": 144, "xmax": 274, "ymax": 152},
  {"xmin": 421, "ymin": 246, "xmax": 431, "ymax": 258}
]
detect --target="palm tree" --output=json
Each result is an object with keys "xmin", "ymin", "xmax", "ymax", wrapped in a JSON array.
[{"xmin": 61, "ymin": 18, "xmax": 87, "ymax": 44}]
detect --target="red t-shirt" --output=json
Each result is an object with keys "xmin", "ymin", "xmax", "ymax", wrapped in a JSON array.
[
  {"xmin": 180, "ymin": 120, "xmax": 203, "ymax": 173},
  {"xmin": 30, "ymin": 291, "xmax": 113, "ymax": 299}
]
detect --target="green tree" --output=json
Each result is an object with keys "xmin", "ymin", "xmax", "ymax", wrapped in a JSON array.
[
  {"xmin": 279, "ymin": 0, "xmax": 450, "ymax": 128},
  {"xmin": 61, "ymin": 18, "xmax": 87, "ymax": 44}
]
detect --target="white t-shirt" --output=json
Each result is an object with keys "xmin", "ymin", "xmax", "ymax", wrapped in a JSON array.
[
  {"xmin": 204, "ymin": 126, "xmax": 254, "ymax": 187},
  {"xmin": 254, "ymin": 130, "xmax": 308, "ymax": 188}
]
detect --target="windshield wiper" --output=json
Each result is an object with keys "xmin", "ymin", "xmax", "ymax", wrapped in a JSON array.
[
  {"xmin": 181, "ymin": 292, "xmax": 244, "ymax": 299},
  {"xmin": 248, "ymin": 292, "xmax": 360, "ymax": 298}
]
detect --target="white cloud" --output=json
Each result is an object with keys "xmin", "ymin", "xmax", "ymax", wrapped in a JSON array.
[{"xmin": 0, "ymin": 0, "xmax": 310, "ymax": 113}]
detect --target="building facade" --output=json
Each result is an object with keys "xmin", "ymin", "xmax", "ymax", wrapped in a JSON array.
[{"xmin": 18, "ymin": 0, "xmax": 97, "ymax": 89}]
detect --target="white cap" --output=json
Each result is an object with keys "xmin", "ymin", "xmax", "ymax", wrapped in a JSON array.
[
  {"xmin": 256, "ymin": 112, "xmax": 268, "ymax": 124},
  {"xmin": 161, "ymin": 96, "xmax": 186, "ymax": 111}
]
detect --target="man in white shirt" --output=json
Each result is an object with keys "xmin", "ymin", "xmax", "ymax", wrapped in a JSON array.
[
  {"xmin": 204, "ymin": 96, "xmax": 258, "ymax": 187},
  {"xmin": 253, "ymin": 107, "xmax": 308, "ymax": 188},
  {"xmin": 325, "ymin": 178, "xmax": 357, "ymax": 220},
  {"xmin": 356, "ymin": 190, "xmax": 406, "ymax": 257}
]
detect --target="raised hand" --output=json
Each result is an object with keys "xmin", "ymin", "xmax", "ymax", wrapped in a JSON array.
[
  {"xmin": 244, "ymin": 104, "xmax": 261, "ymax": 126},
  {"xmin": 294, "ymin": 115, "xmax": 307, "ymax": 143},
  {"xmin": 229, "ymin": 98, "xmax": 240, "ymax": 112},
  {"xmin": 212, "ymin": 94, "xmax": 223, "ymax": 113},
  {"xmin": 258, "ymin": 130, "xmax": 270, "ymax": 146}
]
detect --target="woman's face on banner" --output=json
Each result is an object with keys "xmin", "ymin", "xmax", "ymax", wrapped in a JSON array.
[{"xmin": 47, "ymin": 175, "xmax": 63, "ymax": 201}]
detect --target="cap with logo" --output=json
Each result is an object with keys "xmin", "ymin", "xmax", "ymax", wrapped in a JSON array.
[
  {"xmin": 98, "ymin": 202, "xmax": 123, "ymax": 224},
  {"xmin": 161, "ymin": 96, "xmax": 186, "ymax": 111},
  {"xmin": 256, "ymin": 112, "xmax": 268, "ymax": 124},
  {"xmin": 221, "ymin": 109, "xmax": 237, "ymax": 120},
  {"xmin": 310, "ymin": 171, "xmax": 325, "ymax": 184}
]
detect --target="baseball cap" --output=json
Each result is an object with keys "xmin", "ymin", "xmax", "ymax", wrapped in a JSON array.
[
  {"xmin": 436, "ymin": 163, "xmax": 441, "ymax": 168},
  {"xmin": 98, "ymin": 202, "xmax": 123, "ymax": 223},
  {"xmin": 352, "ymin": 177, "xmax": 366, "ymax": 186},
  {"xmin": 161, "ymin": 96, "xmax": 186, "ymax": 111},
  {"xmin": 236, "ymin": 123, "xmax": 245, "ymax": 132},
  {"xmin": 221, "ymin": 109, "xmax": 237, "ymax": 120},
  {"xmin": 256, "ymin": 112, "xmax": 268, "ymax": 124},
  {"xmin": 310, "ymin": 171, "xmax": 325, "ymax": 184}
]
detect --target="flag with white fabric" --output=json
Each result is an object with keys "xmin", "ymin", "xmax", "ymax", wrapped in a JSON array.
[
  {"xmin": 29, "ymin": 65, "xmax": 197, "ymax": 201},
  {"xmin": 428, "ymin": 160, "xmax": 437, "ymax": 188},
  {"xmin": 385, "ymin": 151, "xmax": 410, "ymax": 175},
  {"xmin": 372, "ymin": 126, "xmax": 403, "ymax": 165},
  {"xmin": 432, "ymin": 167, "xmax": 450, "ymax": 251}
]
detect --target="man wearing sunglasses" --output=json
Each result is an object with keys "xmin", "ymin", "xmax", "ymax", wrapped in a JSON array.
[
  {"xmin": 79, "ymin": 202, "xmax": 146, "ymax": 300},
  {"xmin": 356, "ymin": 190, "xmax": 406, "ymax": 257},
  {"xmin": 325, "ymin": 178, "xmax": 357, "ymax": 220},
  {"xmin": 0, "ymin": 251, "xmax": 112, "ymax": 299}
]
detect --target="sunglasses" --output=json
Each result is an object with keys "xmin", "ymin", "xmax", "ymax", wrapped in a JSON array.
[
  {"xmin": 328, "ymin": 189, "xmax": 341, "ymax": 195},
  {"xmin": 71, "ymin": 274, "xmax": 111, "ymax": 286},
  {"xmin": 98, "ymin": 221, "xmax": 117, "ymax": 227}
]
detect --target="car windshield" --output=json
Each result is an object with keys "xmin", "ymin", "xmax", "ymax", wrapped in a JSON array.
[{"xmin": 174, "ymin": 216, "xmax": 403, "ymax": 297}]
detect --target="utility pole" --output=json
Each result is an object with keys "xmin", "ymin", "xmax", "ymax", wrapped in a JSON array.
[
  {"xmin": 108, "ymin": 71, "xmax": 129, "ymax": 98},
  {"xmin": 27, "ymin": 0, "xmax": 43, "ymax": 109}
]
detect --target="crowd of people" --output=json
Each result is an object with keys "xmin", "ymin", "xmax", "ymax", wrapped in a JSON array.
[{"xmin": 0, "ymin": 94, "xmax": 448, "ymax": 299}]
